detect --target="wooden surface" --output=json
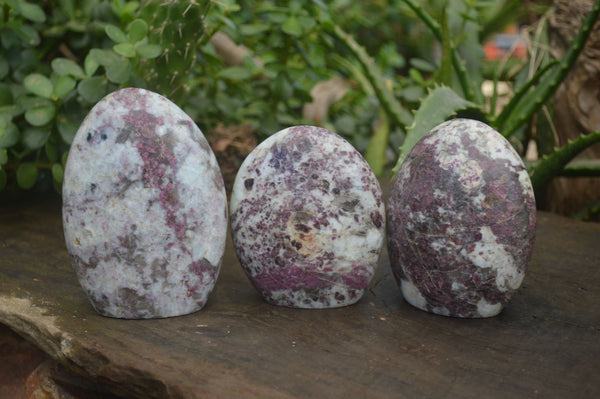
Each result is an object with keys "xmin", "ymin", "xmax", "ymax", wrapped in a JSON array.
[{"xmin": 0, "ymin": 195, "xmax": 599, "ymax": 399}]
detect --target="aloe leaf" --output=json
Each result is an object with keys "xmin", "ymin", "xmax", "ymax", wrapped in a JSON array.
[
  {"xmin": 499, "ymin": 0, "xmax": 600, "ymax": 138},
  {"xmin": 391, "ymin": 86, "xmax": 478, "ymax": 175},
  {"xmin": 558, "ymin": 159, "xmax": 600, "ymax": 177},
  {"xmin": 492, "ymin": 60, "xmax": 558, "ymax": 128},
  {"xmin": 529, "ymin": 130, "xmax": 600, "ymax": 195},
  {"xmin": 364, "ymin": 108, "xmax": 390, "ymax": 177}
]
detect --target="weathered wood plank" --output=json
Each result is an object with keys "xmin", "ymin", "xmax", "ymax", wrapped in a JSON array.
[{"xmin": 0, "ymin": 195, "xmax": 599, "ymax": 398}]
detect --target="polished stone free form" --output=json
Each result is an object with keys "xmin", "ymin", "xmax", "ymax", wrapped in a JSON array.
[
  {"xmin": 62, "ymin": 88, "xmax": 228, "ymax": 319},
  {"xmin": 387, "ymin": 119, "xmax": 536, "ymax": 318},
  {"xmin": 230, "ymin": 126, "xmax": 386, "ymax": 308}
]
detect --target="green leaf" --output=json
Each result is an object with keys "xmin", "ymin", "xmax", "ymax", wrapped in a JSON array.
[
  {"xmin": 410, "ymin": 58, "xmax": 436, "ymax": 73},
  {"xmin": 78, "ymin": 77, "xmax": 107, "ymax": 103},
  {"xmin": 0, "ymin": 83, "xmax": 13, "ymax": 106},
  {"xmin": 105, "ymin": 24, "xmax": 128, "ymax": 44},
  {"xmin": 53, "ymin": 75, "xmax": 76, "ymax": 99},
  {"xmin": 0, "ymin": 119, "xmax": 19, "ymax": 148},
  {"xmin": 297, "ymin": 16, "xmax": 316, "ymax": 32},
  {"xmin": 16, "ymin": 163, "xmax": 38, "ymax": 189},
  {"xmin": 23, "ymin": 74, "xmax": 53, "ymax": 99},
  {"xmin": 114, "ymin": 43, "xmax": 136, "ymax": 58},
  {"xmin": 19, "ymin": 2, "xmax": 46, "ymax": 22},
  {"xmin": 25, "ymin": 106, "xmax": 55, "ymax": 126},
  {"xmin": 239, "ymin": 24, "xmax": 270, "ymax": 36},
  {"xmin": 121, "ymin": 2, "xmax": 140, "ymax": 19},
  {"xmin": 0, "ymin": 105, "xmax": 21, "ymax": 118},
  {"xmin": 218, "ymin": 66, "xmax": 254, "ymax": 80},
  {"xmin": 282, "ymin": 16, "xmax": 302, "ymax": 36},
  {"xmin": 1, "ymin": 29, "xmax": 19, "ymax": 48},
  {"xmin": 364, "ymin": 108, "xmax": 390, "ymax": 177},
  {"xmin": 52, "ymin": 163, "xmax": 64, "ymax": 184},
  {"xmin": 0, "ymin": 148, "xmax": 7, "ymax": 164},
  {"xmin": 90, "ymin": 49, "xmax": 120, "ymax": 67},
  {"xmin": 18, "ymin": 96, "xmax": 53, "ymax": 112},
  {"xmin": 492, "ymin": 60, "xmax": 558, "ymax": 130},
  {"xmin": 22, "ymin": 127, "xmax": 48, "ymax": 150},
  {"xmin": 128, "ymin": 19, "xmax": 148, "ymax": 43},
  {"xmin": 59, "ymin": 0, "xmax": 76, "ymax": 20},
  {"xmin": 530, "ymin": 131, "xmax": 600, "ymax": 196},
  {"xmin": 19, "ymin": 25, "xmax": 41, "ymax": 46},
  {"xmin": 264, "ymin": 11, "xmax": 286, "ymax": 24},
  {"xmin": 0, "ymin": 56, "xmax": 9, "ymax": 80},
  {"xmin": 106, "ymin": 59, "xmax": 131, "ymax": 83},
  {"xmin": 135, "ymin": 43, "xmax": 162, "ymax": 59},
  {"xmin": 56, "ymin": 114, "xmax": 78, "ymax": 144},
  {"xmin": 273, "ymin": 74, "xmax": 292, "ymax": 99},
  {"xmin": 0, "ymin": 169, "xmax": 6, "ymax": 190},
  {"xmin": 45, "ymin": 141, "xmax": 58, "ymax": 163},
  {"xmin": 84, "ymin": 54, "xmax": 100, "ymax": 76},
  {"xmin": 400, "ymin": 85, "xmax": 425, "ymax": 102},
  {"xmin": 392, "ymin": 86, "xmax": 478, "ymax": 175},
  {"xmin": 51, "ymin": 58, "xmax": 86, "ymax": 79}
]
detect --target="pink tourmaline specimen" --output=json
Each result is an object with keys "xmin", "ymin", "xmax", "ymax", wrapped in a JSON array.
[
  {"xmin": 230, "ymin": 126, "xmax": 385, "ymax": 308},
  {"xmin": 387, "ymin": 119, "xmax": 536, "ymax": 318},
  {"xmin": 63, "ymin": 88, "xmax": 227, "ymax": 319}
]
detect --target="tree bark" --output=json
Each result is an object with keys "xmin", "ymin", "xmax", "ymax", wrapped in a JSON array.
[{"xmin": 545, "ymin": 0, "xmax": 600, "ymax": 219}]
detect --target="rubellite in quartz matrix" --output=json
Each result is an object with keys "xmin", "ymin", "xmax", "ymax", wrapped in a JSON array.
[
  {"xmin": 387, "ymin": 119, "xmax": 536, "ymax": 318},
  {"xmin": 230, "ymin": 126, "xmax": 385, "ymax": 308},
  {"xmin": 62, "ymin": 88, "xmax": 228, "ymax": 319}
]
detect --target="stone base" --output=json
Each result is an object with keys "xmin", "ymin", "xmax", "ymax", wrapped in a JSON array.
[{"xmin": 261, "ymin": 287, "xmax": 365, "ymax": 309}]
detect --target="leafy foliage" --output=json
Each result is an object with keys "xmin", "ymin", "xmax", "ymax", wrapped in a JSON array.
[
  {"xmin": 0, "ymin": 0, "xmax": 207, "ymax": 193},
  {"xmin": 380, "ymin": 0, "xmax": 600, "ymax": 197},
  {"xmin": 1, "ymin": 0, "xmax": 597, "ymax": 206}
]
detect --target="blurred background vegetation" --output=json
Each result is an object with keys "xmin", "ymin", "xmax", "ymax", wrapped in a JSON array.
[{"xmin": 0, "ymin": 0, "xmax": 598, "ymax": 220}]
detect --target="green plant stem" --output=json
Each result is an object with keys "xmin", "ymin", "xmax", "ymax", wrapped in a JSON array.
[
  {"xmin": 529, "ymin": 131, "xmax": 600, "ymax": 196},
  {"xmin": 500, "ymin": 0, "xmax": 600, "ymax": 138},
  {"xmin": 440, "ymin": 6, "xmax": 452, "ymax": 87},
  {"xmin": 327, "ymin": 23, "xmax": 412, "ymax": 128},
  {"xmin": 492, "ymin": 60, "xmax": 558, "ymax": 128},
  {"xmin": 330, "ymin": 54, "xmax": 374, "ymax": 96},
  {"xmin": 558, "ymin": 159, "xmax": 600, "ymax": 177},
  {"xmin": 364, "ymin": 107, "xmax": 390, "ymax": 177},
  {"xmin": 400, "ymin": 0, "xmax": 478, "ymax": 103}
]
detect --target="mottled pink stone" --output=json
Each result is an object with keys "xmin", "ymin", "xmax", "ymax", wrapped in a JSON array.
[
  {"xmin": 230, "ymin": 126, "xmax": 385, "ymax": 308},
  {"xmin": 387, "ymin": 119, "xmax": 536, "ymax": 318},
  {"xmin": 62, "ymin": 88, "xmax": 227, "ymax": 319}
]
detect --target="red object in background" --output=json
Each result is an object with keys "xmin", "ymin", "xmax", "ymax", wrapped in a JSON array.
[{"xmin": 484, "ymin": 24, "xmax": 527, "ymax": 60}]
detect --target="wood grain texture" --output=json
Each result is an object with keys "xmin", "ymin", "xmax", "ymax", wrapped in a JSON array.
[{"xmin": 0, "ymin": 194, "xmax": 599, "ymax": 399}]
